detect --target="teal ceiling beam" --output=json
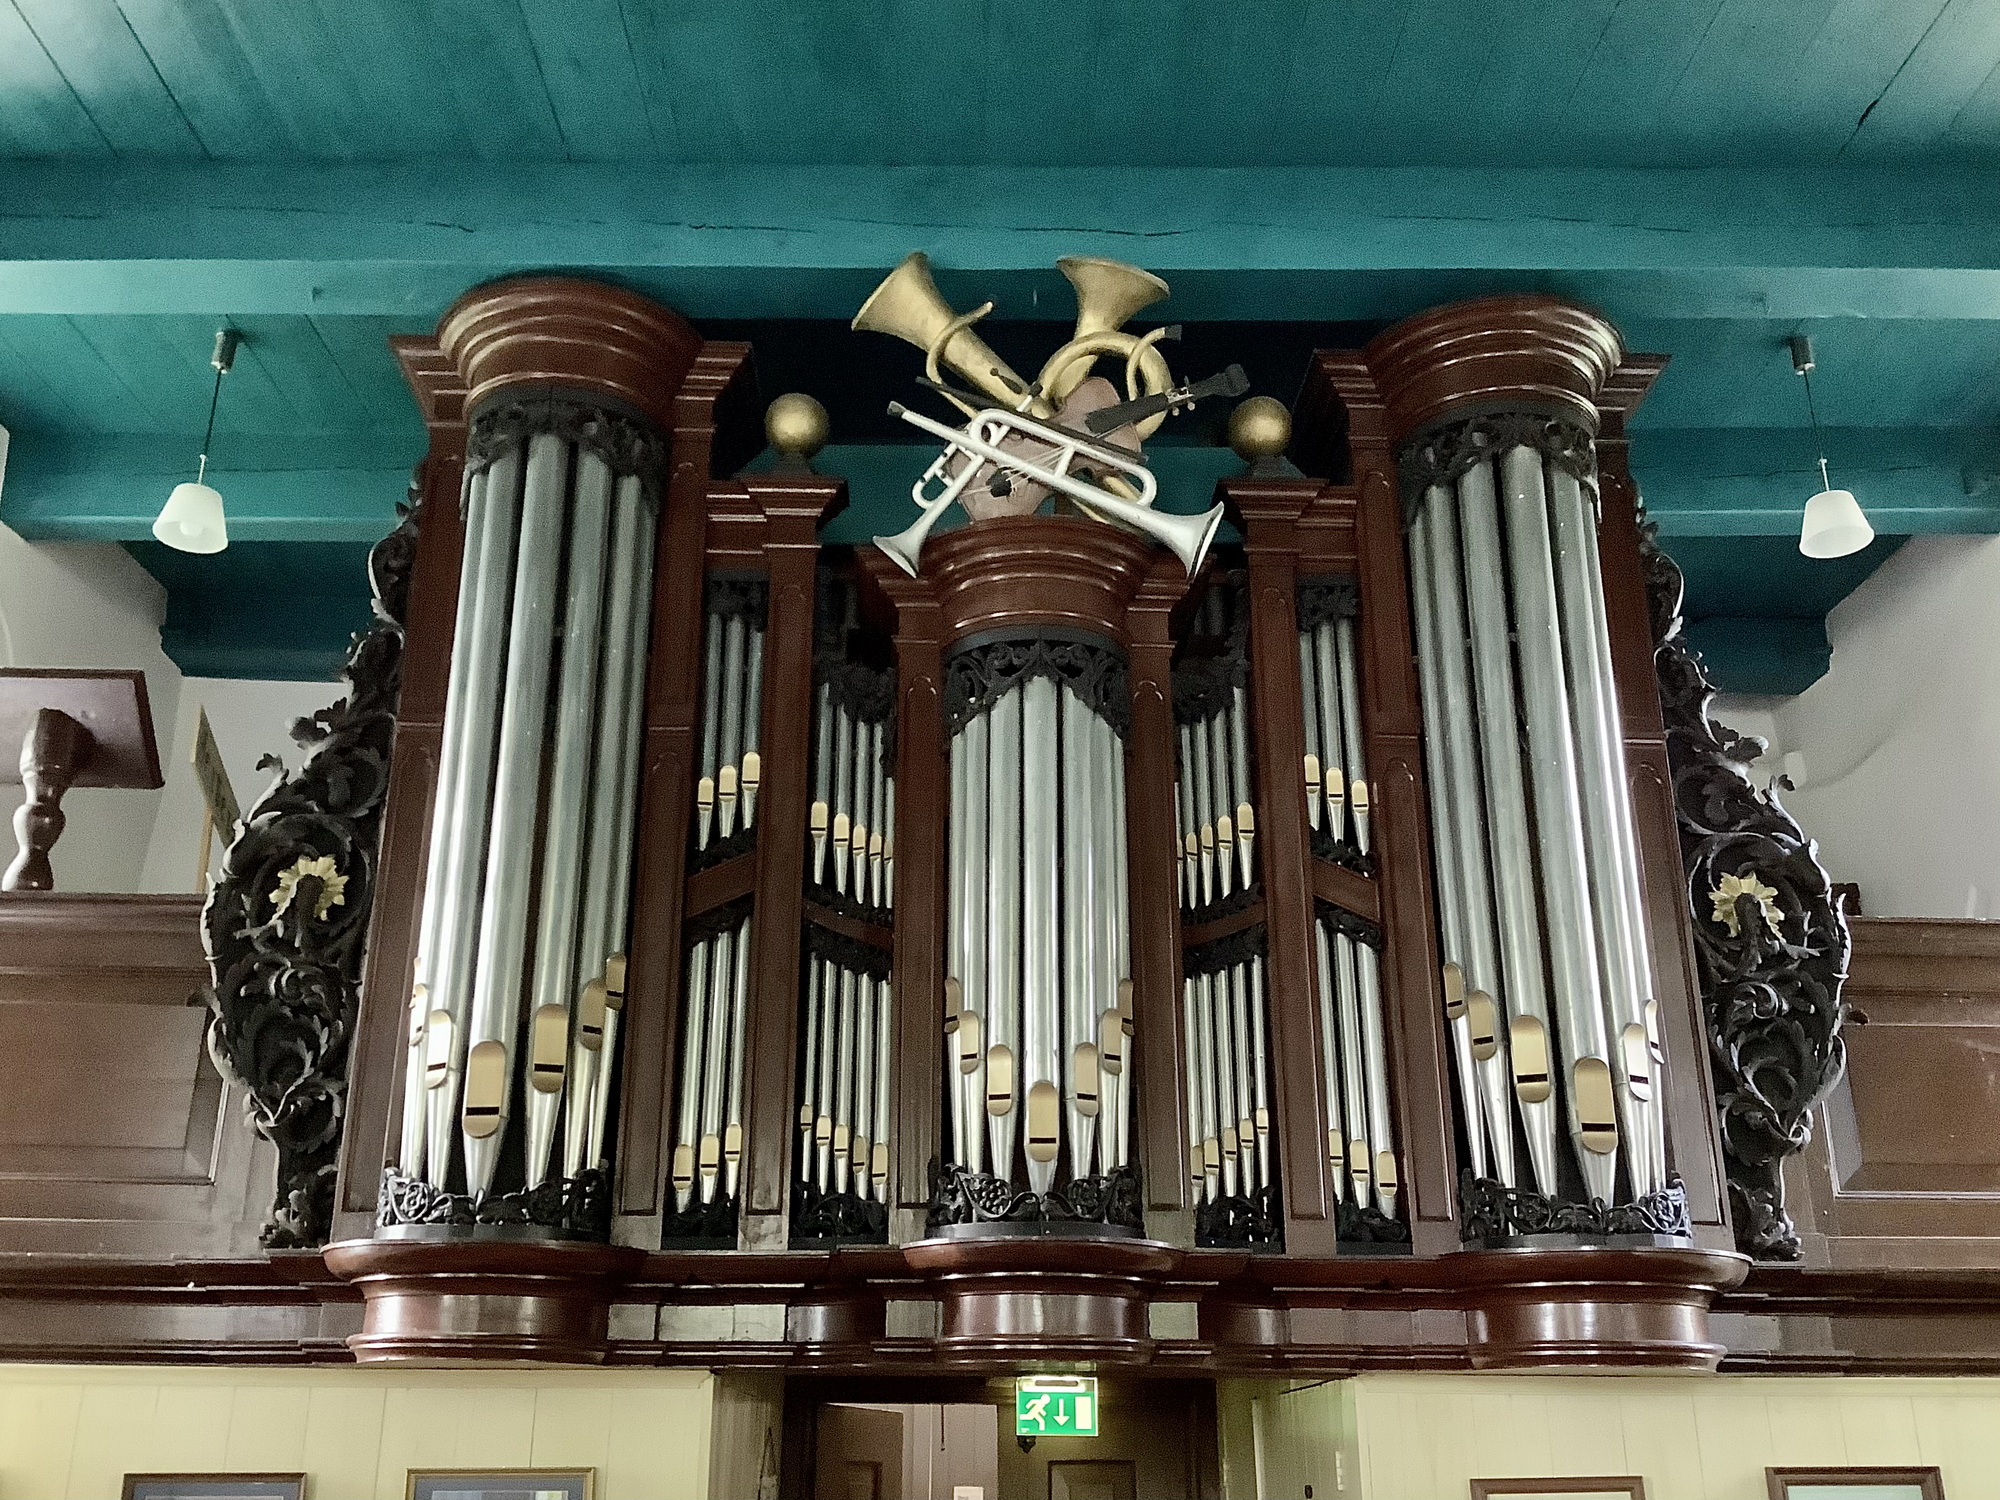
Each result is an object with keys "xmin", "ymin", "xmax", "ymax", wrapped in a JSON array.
[
  {"xmin": 1682, "ymin": 616, "xmax": 1833, "ymax": 698},
  {"xmin": 0, "ymin": 429, "xmax": 421, "ymax": 542},
  {"xmin": 11, "ymin": 431, "xmax": 1993, "ymax": 547},
  {"xmin": 1633, "ymin": 427, "xmax": 2000, "ymax": 537},
  {"xmin": 7, "ymin": 164, "xmax": 2000, "ymax": 321}
]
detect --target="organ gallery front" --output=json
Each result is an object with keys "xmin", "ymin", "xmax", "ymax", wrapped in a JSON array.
[{"xmin": 287, "ymin": 265, "xmax": 1784, "ymax": 1372}]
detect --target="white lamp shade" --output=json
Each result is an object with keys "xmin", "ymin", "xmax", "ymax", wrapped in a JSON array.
[
  {"xmin": 1799, "ymin": 486, "xmax": 1873, "ymax": 559},
  {"xmin": 153, "ymin": 481, "xmax": 228, "ymax": 554}
]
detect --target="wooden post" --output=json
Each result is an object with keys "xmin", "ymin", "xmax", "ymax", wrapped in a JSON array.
[{"xmin": 737, "ymin": 473, "xmax": 846, "ymax": 1250}]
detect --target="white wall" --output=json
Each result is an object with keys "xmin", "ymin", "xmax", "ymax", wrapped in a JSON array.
[
  {"xmin": 0, "ymin": 496, "xmax": 340, "ymax": 894},
  {"xmin": 1747, "ymin": 535, "xmax": 2000, "ymax": 918},
  {"xmin": 136, "ymin": 674, "xmax": 344, "ymax": 894},
  {"xmin": 0, "ymin": 517, "xmax": 181, "ymax": 893},
  {"xmin": 1230, "ymin": 1373, "xmax": 2000, "ymax": 1500}
]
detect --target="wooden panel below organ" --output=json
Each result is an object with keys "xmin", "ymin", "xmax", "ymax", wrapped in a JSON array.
[
  {"xmin": 0, "ymin": 893, "xmax": 272, "ymax": 1255},
  {"xmin": 1785, "ymin": 917, "xmax": 2000, "ymax": 1260}
]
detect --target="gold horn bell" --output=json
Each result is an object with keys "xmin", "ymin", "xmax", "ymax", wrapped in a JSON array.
[
  {"xmin": 1041, "ymin": 256, "xmax": 1169, "ymax": 404},
  {"xmin": 851, "ymin": 252, "xmax": 1044, "ymax": 418}
]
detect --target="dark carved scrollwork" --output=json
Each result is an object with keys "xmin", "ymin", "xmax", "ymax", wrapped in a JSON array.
[
  {"xmin": 202, "ymin": 487, "xmax": 420, "ymax": 1249},
  {"xmin": 1338, "ymin": 1199, "xmax": 1412, "ymax": 1246},
  {"xmin": 1642, "ymin": 524, "xmax": 1849, "ymax": 1260},
  {"xmin": 803, "ymin": 921, "xmax": 892, "ymax": 980},
  {"xmin": 927, "ymin": 1161, "xmax": 1144, "ymax": 1234},
  {"xmin": 665, "ymin": 1194, "xmax": 739, "ymax": 1246},
  {"xmin": 467, "ymin": 394, "xmax": 670, "ymax": 503},
  {"xmin": 943, "ymin": 635, "xmax": 1131, "ymax": 739},
  {"xmin": 1459, "ymin": 1170, "xmax": 1692, "ymax": 1244},
  {"xmin": 1309, "ymin": 822, "xmax": 1375, "ymax": 878},
  {"xmin": 1197, "ymin": 1185, "xmax": 1284, "ymax": 1249},
  {"xmin": 1184, "ymin": 923, "xmax": 1268, "ymax": 978},
  {"xmin": 705, "ymin": 575, "xmax": 770, "ymax": 631},
  {"xmin": 1296, "ymin": 576, "xmax": 1360, "ymax": 633},
  {"xmin": 1397, "ymin": 411, "xmax": 1597, "ymax": 522},
  {"xmin": 377, "ymin": 1165, "xmax": 612, "ymax": 1240},
  {"xmin": 1172, "ymin": 575, "xmax": 1250, "ymax": 726},
  {"xmin": 1315, "ymin": 899, "xmax": 1384, "ymax": 951},
  {"xmin": 792, "ymin": 1183, "xmax": 890, "ymax": 1245}
]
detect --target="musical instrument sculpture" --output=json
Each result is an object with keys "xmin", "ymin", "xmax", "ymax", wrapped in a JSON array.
[{"xmin": 854, "ymin": 251, "xmax": 1241, "ymax": 577}]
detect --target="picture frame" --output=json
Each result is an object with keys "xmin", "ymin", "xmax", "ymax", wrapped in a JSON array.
[
  {"xmin": 1470, "ymin": 1481, "xmax": 1648, "ymax": 1500},
  {"xmin": 405, "ymin": 1470, "xmax": 595, "ymax": 1500},
  {"xmin": 1767, "ymin": 1466, "xmax": 1945, "ymax": 1500},
  {"xmin": 122, "ymin": 1477, "xmax": 307, "ymax": 1500}
]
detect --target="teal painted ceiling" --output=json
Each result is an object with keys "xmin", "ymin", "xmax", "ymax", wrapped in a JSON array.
[
  {"xmin": 1, "ymin": 0, "xmax": 1998, "ymax": 692},
  {"xmin": 4, "ymin": 0, "xmax": 2000, "ymax": 165}
]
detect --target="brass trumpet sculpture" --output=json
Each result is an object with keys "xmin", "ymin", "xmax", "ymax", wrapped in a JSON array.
[{"xmin": 854, "ymin": 251, "xmax": 1241, "ymax": 575}]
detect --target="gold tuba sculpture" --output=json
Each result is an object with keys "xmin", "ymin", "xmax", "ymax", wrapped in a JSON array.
[{"xmin": 852, "ymin": 251, "xmax": 1180, "ymax": 438}]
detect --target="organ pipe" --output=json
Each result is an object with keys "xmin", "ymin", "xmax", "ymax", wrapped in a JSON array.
[
  {"xmin": 1403, "ymin": 422, "xmax": 1668, "ymax": 1213},
  {"xmin": 942, "ymin": 641, "xmax": 1133, "ymax": 1200},
  {"xmin": 398, "ymin": 411, "xmax": 657, "ymax": 1212}
]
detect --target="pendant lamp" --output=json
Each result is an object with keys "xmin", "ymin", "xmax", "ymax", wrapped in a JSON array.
[
  {"xmin": 153, "ymin": 329, "xmax": 239, "ymax": 554},
  {"xmin": 1790, "ymin": 335, "xmax": 1874, "ymax": 559}
]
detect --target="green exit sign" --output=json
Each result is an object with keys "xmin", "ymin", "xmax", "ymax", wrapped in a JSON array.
[{"xmin": 1015, "ymin": 1376, "xmax": 1099, "ymax": 1437}]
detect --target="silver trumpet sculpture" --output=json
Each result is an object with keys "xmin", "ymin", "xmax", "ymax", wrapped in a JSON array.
[{"xmin": 874, "ymin": 403, "xmax": 1224, "ymax": 581}]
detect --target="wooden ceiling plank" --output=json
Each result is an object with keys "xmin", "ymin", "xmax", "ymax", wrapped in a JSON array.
[
  {"xmin": 10, "ymin": 0, "xmax": 203, "ymax": 158},
  {"xmin": 419, "ymin": 0, "xmax": 570, "ymax": 158},
  {"xmin": 0, "ymin": 317, "xmax": 166, "ymax": 434},
  {"xmin": 108, "ymin": 0, "xmax": 298, "ymax": 159},
  {"xmin": 1844, "ymin": 0, "xmax": 2000, "ymax": 158},
  {"xmin": 0, "ymin": 1, "xmax": 114, "ymax": 157},
  {"xmin": 512, "ymin": 0, "xmax": 657, "ymax": 160},
  {"xmin": 304, "ymin": 0, "xmax": 476, "ymax": 157},
  {"xmin": 222, "ymin": 316, "xmax": 373, "ymax": 436}
]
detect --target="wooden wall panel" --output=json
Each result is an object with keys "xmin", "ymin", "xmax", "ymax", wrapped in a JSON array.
[{"xmin": 0, "ymin": 893, "xmax": 272, "ymax": 1256}]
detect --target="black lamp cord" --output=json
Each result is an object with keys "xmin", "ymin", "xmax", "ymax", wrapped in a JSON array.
[{"xmin": 197, "ymin": 328, "xmax": 237, "ymax": 486}]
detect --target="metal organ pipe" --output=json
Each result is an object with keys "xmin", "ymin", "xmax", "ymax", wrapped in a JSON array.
[
  {"xmin": 461, "ymin": 434, "xmax": 570, "ymax": 1199},
  {"xmin": 522, "ymin": 454, "xmax": 613, "ymax": 1189},
  {"xmin": 1403, "ymin": 423, "xmax": 1666, "ymax": 1215}
]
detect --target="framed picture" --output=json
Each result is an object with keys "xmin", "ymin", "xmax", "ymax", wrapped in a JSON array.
[
  {"xmin": 1471, "ymin": 1481, "xmax": 1648, "ymax": 1500},
  {"xmin": 123, "ymin": 1478, "xmax": 306, "ymax": 1500},
  {"xmin": 406, "ymin": 1471, "xmax": 595, "ymax": 1500},
  {"xmin": 1767, "ymin": 1467, "xmax": 1945, "ymax": 1500}
]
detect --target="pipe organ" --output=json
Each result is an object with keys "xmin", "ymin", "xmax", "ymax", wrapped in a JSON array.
[
  {"xmin": 329, "ymin": 276, "xmax": 1745, "ymax": 1372},
  {"xmin": 937, "ymin": 633, "xmax": 1136, "ymax": 1222}
]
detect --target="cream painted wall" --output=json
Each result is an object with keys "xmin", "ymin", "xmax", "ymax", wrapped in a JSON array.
[
  {"xmin": 135, "ymin": 674, "xmax": 343, "ymax": 894},
  {"xmin": 1234, "ymin": 1373, "xmax": 2000, "ymax": 1500},
  {"xmin": 1736, "ymin": 535, "xmax": 2000, "ymax": 919},
  {"xmin": 0, "ymin": 517, "xmax": 181, "ymax": 893},
  {"xmin": 0, "ymin": 1365, "xmax": 722, "ymax": 1500}
]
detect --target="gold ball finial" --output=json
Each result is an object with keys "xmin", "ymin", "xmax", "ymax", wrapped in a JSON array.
[
  {"xmin": 766, "ymin": 392, "xmax": 829, "ymax": 468},
  {"xmin": 1228, "ymin": 396, "xmax": 1291, "ymax": 465}
]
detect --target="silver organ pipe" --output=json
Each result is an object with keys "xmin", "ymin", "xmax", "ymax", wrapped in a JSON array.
[
  {"xmin": 1311, "ymin": 621, "xmax": 1345, "ymax": 843},
  {"xmin": 716, "ymin": 616, "xmax": 745, "ymax": 840},
  {"xmin": 941, "ymin": 640, "xmax": 1134, "ymax": 1204},
  {"xmin": 579, "ymin": 477, "xmax": 656, "ymax": 1179},
  {"xmin": 1173, "ymin": 591, "xmax": 1260, "ymax": 920},
  {"xmin": 1403, "ymin": 425, "xmax": 1667, "ymax": 1214},
  {"xmin": 795, "ymin": 946, "xmax": 895, "ymax": 1218},
  {"xmin": 810, "ymin": 683, "xmax": 833, "ymax": 886},
  {"xmin": 1297, "ymin": 629, "xmax": 1323, "ymax": 833},
  {"xmin": 1229, "ymin": 684, "xmax": 1256, "ymax": 891},
  {"xmin": 830, "ymin": 704, "xmax": 853, "ymax": 895},
  {"xmin": 815, "ymin": 958, "xmax": 835, "ymax": 1191},
  {"xmin": 1176, "ymin": 723, "xmax": 1198, "ymax": 909},
  {"xmin": 741, "ymin": 628, "xmax": 765, "ymax": 831},
  {"xmin": 521, "ymin": 453, "xmax": 614, "ymax": 1188},
  {"xmin": 430, "ymin": 424, "xmax": 660, "ymax": 1206},
  {"xmin": 1184, "ymin": 949, "xmax": 1278, "ymax": 1241},
  {"xmin": 985, "ymin": 688, "xmax": 1023, "ymax": 1181},
  {"xmin": 696, "ymin": 626, "xmax": 723, "ymax": 851}
]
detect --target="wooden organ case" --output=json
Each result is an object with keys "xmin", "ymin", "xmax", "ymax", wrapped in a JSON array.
[{"xmin": 322, "ymin": 276, "xmax": 1748, "ymax": 1371}]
